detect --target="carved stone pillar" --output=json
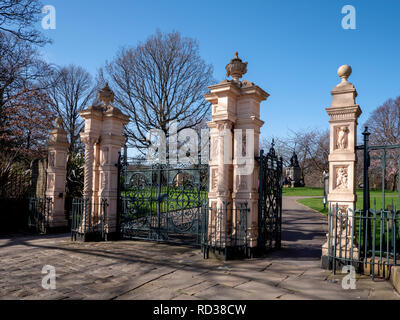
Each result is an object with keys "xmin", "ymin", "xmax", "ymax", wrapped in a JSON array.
[
  {"xmin": 79, "ymin": 84, "xmax": 129, "ymax": 239},
  {"xmin": 98, "ymin": 105, "xmax": 129, "ymax": 237},
  {"xmin": 79, "ymin": 105, "xmax": 102, "ymax": 199},
  {"xmin": 205, "ymin": 52, "xmax": 269, "ymax": 250},
  {"xmin": 45, "ymin": 117, "xmax": 69, "ymax": 230},
  {"xmin": 206, "ymin": 97, "xmax": 236, "ymax": 246},
  {"xmin": 321, "ymin": 65, "xmax": 362, "ymax": 268}
]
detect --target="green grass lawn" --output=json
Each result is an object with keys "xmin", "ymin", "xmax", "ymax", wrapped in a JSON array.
[
  {"xmin": 297, "ymin": 197, "xmax": 329, "ymax": 215},
  {"xmin": 283, "ymin": 187, "xmax": 399, "ymax": 198},
  {"xmin": 282, "ymin": 187, "xmax": 324, "ymax": 197},
  {"xmin": 297, "ymin": 195, "xmax": 400, "ymax": 216}
]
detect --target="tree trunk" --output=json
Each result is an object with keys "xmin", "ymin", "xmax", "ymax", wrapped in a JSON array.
[{"xmin": 392, "ymin": 173, "xmax": 398, "ymax": 192}]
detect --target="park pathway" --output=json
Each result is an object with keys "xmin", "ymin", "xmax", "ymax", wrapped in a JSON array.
[{"xmin": 0, "ymin": 197, "xmax": 399, "ymax": 300}]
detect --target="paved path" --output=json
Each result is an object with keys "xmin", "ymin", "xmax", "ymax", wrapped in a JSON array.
[{"xmin": 0, "ymin": 197, "xmax": 399, "ymax": 300}]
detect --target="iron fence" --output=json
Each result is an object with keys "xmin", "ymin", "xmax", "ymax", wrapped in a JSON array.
[
  {"xmin": 328, "ymin": 204, "xmax": 400, "ymax": 280},
  {"xmin": 202, "ymin": 202, "xmax": 250, "ymax": 260},
  {"xmin": 71, "ymin": 198, "xmax": 108, "ymax": 241},
  {"xmin": 27, "ymin": 197, "xmax": 52, "ymax": 234}
]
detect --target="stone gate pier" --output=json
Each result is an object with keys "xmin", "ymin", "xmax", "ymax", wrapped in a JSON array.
[
  {"xmin": 79, "ymin": 84, "xmax": 129, "ymax": 239},
  {"xmin": 321, "ymin": 65, "xmax": 362, "ymax": 268},
  {"xmin": 45, "ymin": 117, "xmax": 69, "ymax": 231},
  {"xmin": 205, "ymin": 52, "xmax": 269, "ymax": 250}
]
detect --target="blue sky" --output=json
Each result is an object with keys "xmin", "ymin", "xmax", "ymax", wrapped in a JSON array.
[{"xmin": 40, "ymin": 0, "xmax": 400, "ymax": 141}]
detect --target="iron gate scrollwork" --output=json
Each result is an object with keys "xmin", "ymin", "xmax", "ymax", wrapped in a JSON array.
[
  {"xmin": 118, "ymin": 156, "xmax": 208, "ymax": 244},
  {"xmin": 258, "ymin": 141, "xmax": 283, "ymax": 251}
]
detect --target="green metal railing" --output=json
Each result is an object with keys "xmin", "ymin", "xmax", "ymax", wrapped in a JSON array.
[
  {"xmin": 27, "ymin": 197, "xmax": 52, "ymax": 234},
  {"xmin": 328, "ymin": 205, "xmax": 400, "ymax": 280},
  {"xmin": 202, "ymin": 202, "xmax": 249, "ymax": 260},
  {"xmin": 71, "ymin": 198, "xmax": 108, "ymax": 241}
]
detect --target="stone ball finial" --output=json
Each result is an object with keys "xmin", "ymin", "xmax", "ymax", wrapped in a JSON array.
[
  {"xmin": 337, "ymin": 65, "xmax": 352, "ymax": 82},
  {"xmin": 98, "ymin": 82, "xmax": 114, "ymax": 106},
  {"xmin": 225, "ymin": 51, "xmax": 248, "ymax": 82}
]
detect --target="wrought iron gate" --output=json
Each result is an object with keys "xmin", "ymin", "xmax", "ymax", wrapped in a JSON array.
[
  {"xmin": 258, "ymin": 142, "xmax": 283, "ymax": 252},
  {"xmin": 117, "ymin": 157, "xmax": 208, "ymax": 244}
]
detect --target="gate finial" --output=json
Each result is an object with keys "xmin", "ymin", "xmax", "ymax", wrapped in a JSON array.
[
  {"xmin": 225, "ymin": 51, "xmax": 248, "ymax": 82},
  {"xmin": 98, "ymin": 82, "xmax": 114, "ymax": 106},
  {"xmin": 337, "ymin": 65, "xmax": 352, "ymax": 83}
]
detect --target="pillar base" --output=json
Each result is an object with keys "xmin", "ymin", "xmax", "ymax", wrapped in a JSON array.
[
  {"xmin": 321, "ymin": 255, "xmax": 331, "ymax": 270},
  {"xmin": 321, "ymin": 254, "xmax": 361, "ymax": 272}
]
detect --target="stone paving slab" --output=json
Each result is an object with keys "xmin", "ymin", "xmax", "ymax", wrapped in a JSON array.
[{"xmin": 0, "ymin": 197, "xmax": 399, "ymax": 300}]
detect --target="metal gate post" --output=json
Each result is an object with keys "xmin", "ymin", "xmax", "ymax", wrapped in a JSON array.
[
  {"xmin": 157, "ymin": 164, "xmax": 162, "ymax": 240},
  {"xmin": 362, "ymin": 127, "xmax": 371, "ymax": 255},
  {"xmin": 258, "ymin": 149, "xmax": 264, "ymax": 248},
  {"xmin": 116, "ymin": 152, "xmax": 122, "ymax": 240}
]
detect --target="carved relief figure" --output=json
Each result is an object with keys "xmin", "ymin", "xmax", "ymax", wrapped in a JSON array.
[
  {"xmin": 48, "ymin": 152, "xmax": 55, "ymax": 168},
  {"xmin": 336, "ymin": 126, "xmax": 349, "ymax": 150},
  {"xmin": 101, "ymin": 147, "xmax": 109, "ymax": 165},
  {"xmin": 47, "ymin": 174, "xmax": 55, "ymax": 190},
  {"xmin": 335, "ymin": 167, "xmax": 348, "ymax": 190}
]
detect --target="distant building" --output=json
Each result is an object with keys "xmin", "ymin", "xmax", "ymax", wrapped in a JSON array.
[{"xmin": 283, "ymin": 151, "xmax": 304, "ymax": 187}]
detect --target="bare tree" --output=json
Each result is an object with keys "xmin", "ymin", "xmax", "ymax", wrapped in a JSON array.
[
  {"xmin": 0, "ymin": 0, "xmax": 48, "ymax": 45},
  {"xmin": 0, "ymin": 31, "xmax": 53, "ymax": 158},
  {"xmin": 364, "ymin": 97, "xmax": 400, "ymax": 191},
  {"xmin": 102, "ymin": 30, "xmax": 214, "ymax": 154},
  {"xmin": 0, "ymin": 31, "xmax": 51, "ymax": 108},
  {"xmin": 44, "ymin": 65, "xmax": 95, "ymax": 154},
  {"xmin": 366, "ymin": 97, "xmax": 400, "ymax": 145},
  {"xmin": 263, "ymin": 128, "xmax": 330, "ymax": 187}
]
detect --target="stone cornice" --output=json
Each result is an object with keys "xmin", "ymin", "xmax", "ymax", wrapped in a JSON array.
[
  {"xmin": 326, "ymin": 105, "xmax": 362, "ymax": 122},
  {"xmin": 80, "ymin": 132, "xmax": 100, "ymax": 144},
  {"xmin": 79, "ymin": 105, "xmax": 104, "ymax": 121},
  {"xmin": 103, "ymin": 107, "xmax": 130, "ymax": 124},
  {"xmin": 80, "ymin": 105, "xmax": 130, "ymax": 125},
  {"xmin": 206, "ymin": 80, "xmax": 241, "ymax": 97},
  {"xmin": 211, "ymin": 112, "xmax": 237, "ymax": 124},
  {"xmin": 235, "ymin": 116, "xmax": 264, "ymax": 128},
  {"xmin": 240, "ymin": 85, "xmax": 270, "ymax": 102}
]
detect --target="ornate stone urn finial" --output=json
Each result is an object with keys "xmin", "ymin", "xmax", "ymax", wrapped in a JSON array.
[
  {"xmin": 55, "ymin": 117, "xmax": 63, "ymax": 128},
  {"xmin": 337, "ymin": 65, "xmax": 352, "ymax": 83},
  {"xmin": 225, "ymin": 51, "xmax": 248, "ymax": 82},
  {"xmin": 98, "ymin": 82, "xmax": 114, "ymax": 106}
]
